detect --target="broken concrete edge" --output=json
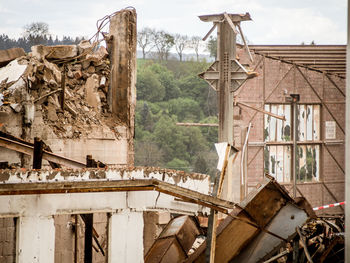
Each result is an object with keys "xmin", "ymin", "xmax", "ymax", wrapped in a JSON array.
[
  {"xmin": 0, "ymin": 166, "xmax": 210, "ymax": 183},
  {"xmin": 0, "ymin": 48, "xmax": 26, "ymax": 67}
]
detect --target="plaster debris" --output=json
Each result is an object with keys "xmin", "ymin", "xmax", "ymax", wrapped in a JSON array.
[{"xmin": 0, "ymin": 41, "xmax": 121, "ymax": 139}]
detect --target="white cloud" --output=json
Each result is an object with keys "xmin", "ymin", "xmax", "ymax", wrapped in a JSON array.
[{"xmin": 0, "ymin": 0, "xmax": 346, "ymax": 44}]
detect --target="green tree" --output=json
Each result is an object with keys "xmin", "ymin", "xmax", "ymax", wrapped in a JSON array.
[
  {"xmin": 137, "ymin": 27, "xmax": 154, "ymax": 59},
  {"xmin": 152, "ymin": 30, "xmax": 175, "ymax": 61},
  {"xmin": 147, "ymin": 63, "xmax": 180, "ymax": 100},
  {"xmin": 23, "ymin": 22, "xmax": 49, "ymax": 46},
  {"xmin": 206, "ymin": 36, "xmax": 217, "ymax": 60},
  {"xmin": 136, "ymin": 68, "xmax": 165, "ymax": 102},
  {"xmin": 167, "ymin": 98, "xmax": 203, "ymax": 122},
  {"xmin": 194, "ymin": 156, "xmax": 209, "ymax": 174},
  {"xmin": 166, "ymin": 158, "xmax": 190, "ymax": 172}
]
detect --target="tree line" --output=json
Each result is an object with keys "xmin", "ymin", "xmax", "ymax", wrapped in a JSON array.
[
  {"xmin": 0, "ymin": 22, "xmax": 218, "ymax": 62},
  {"xmin": 0, "ymin": 22, "xmax": 85, "ymax": 52},
  {"xmin": 137, "ymin": 27, "xmax": 218, "ymax": 61}
]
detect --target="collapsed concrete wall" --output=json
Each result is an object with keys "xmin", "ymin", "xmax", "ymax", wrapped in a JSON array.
[{"xmin": 0, "ymin": 9, "xmax": 137, "ymax": 168}]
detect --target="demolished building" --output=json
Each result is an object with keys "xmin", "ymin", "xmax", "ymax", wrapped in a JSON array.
[{"xmin": 0, "ymin": 8, "xmax": 345, "ymax": 263}]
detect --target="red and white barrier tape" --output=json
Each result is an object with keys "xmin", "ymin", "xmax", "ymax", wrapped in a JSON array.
[{"xmin": 313, "ymin": 201, "xmax": 345, "ymax": 211}]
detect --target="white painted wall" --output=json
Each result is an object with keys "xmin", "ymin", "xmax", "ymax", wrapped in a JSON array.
[
  {"xmin": 108, "ymin": 211, "xmax": 144, "ymax": 263},
  {"xmin": 17, "ymin": 216, "xmax": 55, "ymax": 263},
  {"xmin": 0, "ymin": 168, "xmax": 210, "ymax": 262}
]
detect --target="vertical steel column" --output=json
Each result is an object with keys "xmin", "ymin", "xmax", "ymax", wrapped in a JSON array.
[{"xmin": 290, "ymin": 94, "xmax": 300, "ymax": 198}]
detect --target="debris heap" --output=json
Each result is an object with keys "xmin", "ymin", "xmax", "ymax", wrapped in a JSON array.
[{"xmin": 0, "ymin": 41, "xmax": 121, "ymax": 139}]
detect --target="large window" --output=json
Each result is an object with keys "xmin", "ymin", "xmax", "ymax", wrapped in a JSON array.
[{"xmin": 264, "ymin": 104, "xmax": 320, "ymax": 183}]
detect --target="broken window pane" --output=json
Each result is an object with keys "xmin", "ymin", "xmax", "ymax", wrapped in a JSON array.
[
  {"xmin": 264, "ymin": 145, "xmax": 291, "ymax": 183},
  {"xmin": 296, "ymin": 145, "xmax": 319, "ymax": 182},
  {"xmin": 264, "ymin": 104, "xmax": 291, "ymax": 142},
  {"xmin": 297, "ymin": 104, "xmax": 320, "ymax": 141},
  {"xmin": 283, "ymin": 105, "xmax": 291, "ymax": 141},
  {"xmin": 264, "ymin": 105, "xmax": 270, "ymax": 141},
  {"xmin": 264, "ymin": 104, "xmax": 320, "ymax": 183}
]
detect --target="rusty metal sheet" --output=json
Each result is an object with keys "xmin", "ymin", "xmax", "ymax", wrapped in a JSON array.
[
  {"xmin": 145, "ymin": 216, "xmax": 201, "ymax": 263},
  {"xmin": 145, "ymin": 237, "xmax": 186, "ymax": 263},
  {"xmin": 159, "ymin": 216, "xmax": 200, "ymax": 253},
  {"xmin": 186, "ymin": 176, "xmax": 310, "ymax": 262},
  {"xmin": 231, "ymin": 203, "xmax": 308, "ymax": 262}
]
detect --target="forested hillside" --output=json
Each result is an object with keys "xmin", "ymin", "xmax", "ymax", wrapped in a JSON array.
[{"xmin": 135, "ymin": 59, "xmax": 219, "ymax": 178}]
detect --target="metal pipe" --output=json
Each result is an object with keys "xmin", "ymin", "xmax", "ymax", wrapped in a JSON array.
[{"xmin": 263, "ymin": 249, "xmax": 290, "ymax": 263}]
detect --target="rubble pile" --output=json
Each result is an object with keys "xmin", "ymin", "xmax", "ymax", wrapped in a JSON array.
[
  {"xmin": 269, "ymin": 216, "xmax": 344, "ymax": 262},
  {"xmin": 0, "ymin": 41, "xmax": 120, "ymax": 139}
]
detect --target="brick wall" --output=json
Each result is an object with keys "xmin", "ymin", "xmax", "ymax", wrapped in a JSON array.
[{"xmin": 237, "ymin": 48, "xmax": 345, "ymax": 211}]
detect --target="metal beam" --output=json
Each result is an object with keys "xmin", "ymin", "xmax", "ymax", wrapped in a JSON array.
[
  {"xmin": 199, "ymin": 12, "xmax": 251, "ymax": 22},
  {"xmin": 0, "ymin": 178, "xmax": 237, "ymax": 213},
  {"xmin": 0, "ymin": 136, "xmax": 86, "ymax": 168},
  {"xmin": 176, "ymin": 122, "xmax": 219, "ymax": 127}
]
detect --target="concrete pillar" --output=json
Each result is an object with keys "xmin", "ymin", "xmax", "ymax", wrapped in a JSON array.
[
  {"xmin": 108, "ymin": 210, "xmax": 144, "ymax": 263},
  {"xmin": 109, "ymin": 8, "xmax": 137, "ymax": 166},
  {"xmin": 17, "ymin": 216, "xmax": 55, "ymax": 263}
]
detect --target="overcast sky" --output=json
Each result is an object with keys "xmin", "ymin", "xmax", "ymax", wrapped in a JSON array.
[{"xmin": 0, "ymin": 0, "xmax": 346, "ymax": 45}]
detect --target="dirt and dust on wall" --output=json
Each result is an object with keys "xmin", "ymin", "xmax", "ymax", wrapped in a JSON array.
[{"xmin": 0, "ymin": 8, "xmax": 137, "ymax": 168}]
